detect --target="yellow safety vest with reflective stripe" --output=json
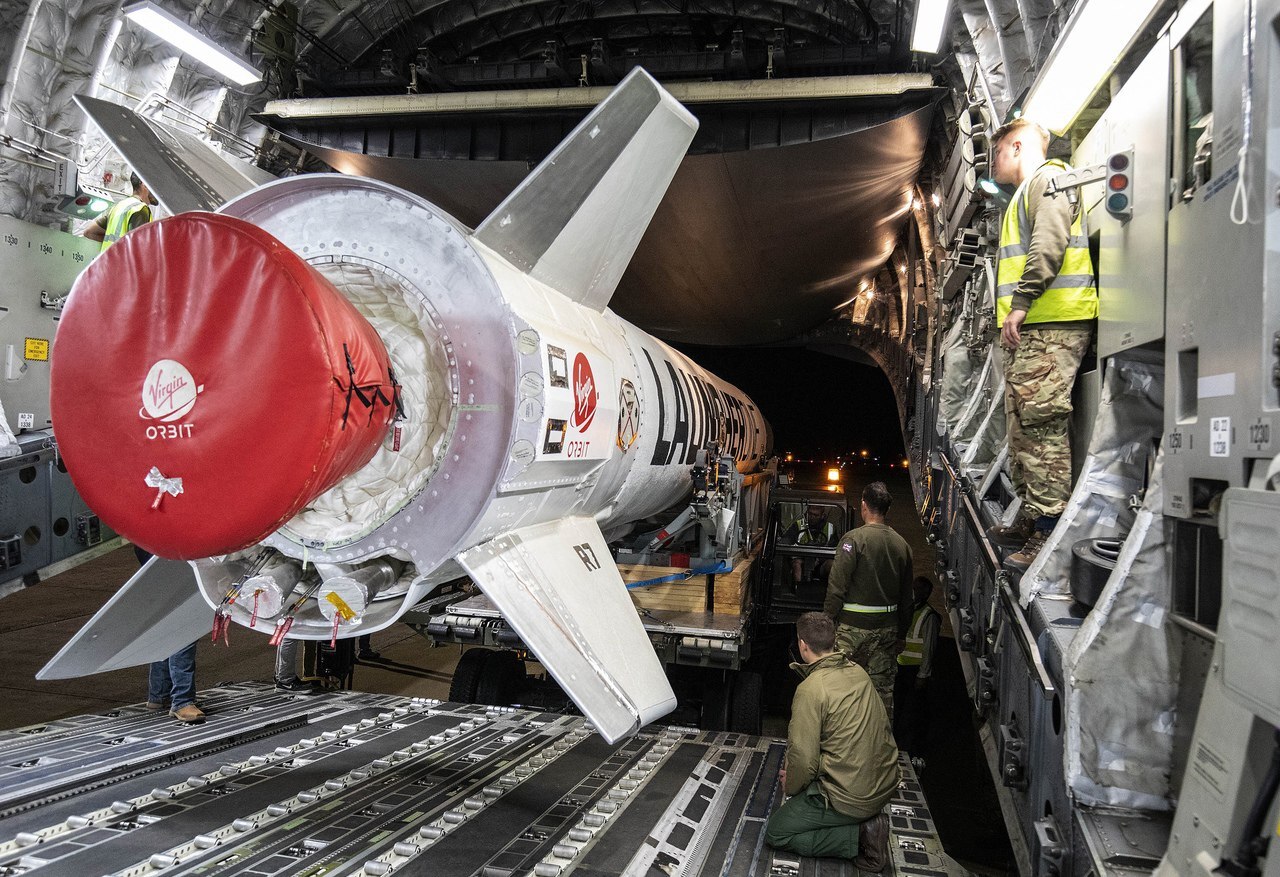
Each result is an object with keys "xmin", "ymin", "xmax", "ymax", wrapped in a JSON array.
[
  {"xmin": 995, "ymin": 159, "xmax": 1098, "ymax": 326},
  {"xmin": 897, "ymin": 605, "xmax": 935, "ymax": 666},
  {"xmin": 100, "ymin": 197, "xmax": 151, "ymax": 251},
  {"xmin": 796, "ymin": 521, "xmax": 836, "ymax": 545}
]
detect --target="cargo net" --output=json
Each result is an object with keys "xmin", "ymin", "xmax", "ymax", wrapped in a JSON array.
[{"xmin": 281, "ymin": 261, "xmax": 454, "ymax": 546}]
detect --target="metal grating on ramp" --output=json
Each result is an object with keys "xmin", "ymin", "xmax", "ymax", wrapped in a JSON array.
[{"xmin": 1, "ymin": 684, "xmax": 959, "ymax": 876}]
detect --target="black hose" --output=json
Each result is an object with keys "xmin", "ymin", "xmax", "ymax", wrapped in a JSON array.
[
  {"xmin": 1241, "ymin": 729, "xmax": 1280, "ymax": 853},
  {"xmin": 1220, "ymin": 727, "xmax": 1280, "ymax": 877}
]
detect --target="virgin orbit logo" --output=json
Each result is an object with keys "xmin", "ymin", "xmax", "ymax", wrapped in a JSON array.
[
  {"xmin": 140, "ymin": 359, "xmax": 203, "ymax": 422},
  {"xmin": 570, "ymin": 353, "xmax": 597, "ymax": 432}
]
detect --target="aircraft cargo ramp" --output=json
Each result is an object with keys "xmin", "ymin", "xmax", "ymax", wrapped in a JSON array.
[{"xmin": 0, "ymin": 683, "xmax": 955, "ymax": 877}]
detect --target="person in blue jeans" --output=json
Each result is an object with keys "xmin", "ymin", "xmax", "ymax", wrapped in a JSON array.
[
  {"xmin": 146, "ymin": 641, "xmax": 203, "ymax": 722},
  {"xmin": 135, "ymin": 546, "xmax": 205, "ymax": 723}
]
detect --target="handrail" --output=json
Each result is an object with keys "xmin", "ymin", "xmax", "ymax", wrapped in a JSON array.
[{"xmin": 941, "ymin": 455, "xmax": 1056, "ymax": 699}]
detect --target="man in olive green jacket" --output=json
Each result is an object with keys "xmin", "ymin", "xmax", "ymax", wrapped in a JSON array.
[
  {"xmin": 766, "ymin": 612, "xmax": 899, "ymax": 864},
  {"xmin": 824, "ymin": 480, "xmax": 914, "ymax": 721}
]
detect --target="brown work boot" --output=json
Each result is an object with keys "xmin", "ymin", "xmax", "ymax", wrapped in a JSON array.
[
  {"xmin": 987, "ymin": 515, "xmax": 1035, "ymax": 547},
  {"xmin": 1004, "ymin": 530, "xmax": 1050, "ymax": 573},
  {"xmin": 853, "ymin": 812, "xmax": 890, "ymax": 872},
  {"xmin": 170, "ymin": 704, "xmax": 205, "ymax": 724}
]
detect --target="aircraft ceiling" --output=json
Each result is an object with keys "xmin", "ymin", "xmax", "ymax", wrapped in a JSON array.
[
  {"xmin": 259, "ymin": 82, "xmax": 936, "ymax": 345},
  {"xmin": 0, "ymin": 0, "xmax": 1078, "ymax": 345}
]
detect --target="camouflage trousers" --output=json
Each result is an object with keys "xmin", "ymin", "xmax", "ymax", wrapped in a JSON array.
[
  {"xmin": 835, "ymin": 624, "xmax": 898, "ymax": 723},
  {"xmin": 1001, "ymin": 327, "xmax": 1091, "ymax": 520}
]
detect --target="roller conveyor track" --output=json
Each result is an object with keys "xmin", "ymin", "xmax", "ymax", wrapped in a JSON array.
[
  {"xmin": 0, "ymin": 684, "xmax": 394, "ymax": 819},
  {"xmin": 0, "ymin": 684, "xmax": 958, "ymax": 877}
]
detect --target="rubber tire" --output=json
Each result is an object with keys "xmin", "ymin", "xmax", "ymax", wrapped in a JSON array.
[
  {"xmin": 700, "ymin": 675, "xmax": 730, "ymax": 732},
  {"xmin": 729, "ymin": 671, "xmax": 763, "ymax": 735},
  {"xmin": 449, "ymin": 648, "xmax": 490, "ymax": 703},
  {"xmin": 475, "ymin": 650, "xmax": 524, "ymax": 706},
  {"xmin": 1070, "ymin": 537, "xmax": 1122, "ymax": 609}
]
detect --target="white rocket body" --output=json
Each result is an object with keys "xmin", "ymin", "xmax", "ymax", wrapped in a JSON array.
[
  {"xmin": 42, "ymin": 70, "xmax": 771, "ymax": 742},
  {"xmin": 191, "ymin": 172, "xmax": 770, "ymax": 639}
]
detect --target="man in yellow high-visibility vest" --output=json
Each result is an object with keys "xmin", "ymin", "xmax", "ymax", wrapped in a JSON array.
[
  {"xmin": 84, "ymin": 172, "xmax": 157, "ymax": 250},
  {"xmin": 893, "ymin": 576, "xmax": 939, "ymax": 759},
  {"xmin": 987, "ymin": 118, "xmax": 1098, "ymax": 573}
]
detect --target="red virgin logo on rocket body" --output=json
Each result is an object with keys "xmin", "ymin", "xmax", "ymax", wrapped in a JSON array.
[{"xmin": 569, "ymin": 353, "xmax": 597, "ymax": 432}]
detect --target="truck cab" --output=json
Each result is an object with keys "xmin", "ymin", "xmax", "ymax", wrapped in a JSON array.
[{"xmin": 761, "ymin": 484, "xmax": 853, "ymax": 626}]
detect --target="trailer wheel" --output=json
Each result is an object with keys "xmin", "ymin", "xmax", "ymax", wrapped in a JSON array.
[
  {"xmin": 476, "ymin": 650, "xmax": 525, "ymax": 705},
  {"xmin": 700, "ymin": 675, "xmax": 730, "ymax": 731},
  {"xmin": 729, "ymin": 671, "xmax": 763, "ymax": 735},
  {"xmin": 449, "ymin": 648, "xmax": 490, "ymax": 703}
]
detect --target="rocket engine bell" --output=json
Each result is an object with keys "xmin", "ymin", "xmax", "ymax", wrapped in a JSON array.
[{"xmin": 43, "ymin": 68, "xmax": 770, "ymax": 743}]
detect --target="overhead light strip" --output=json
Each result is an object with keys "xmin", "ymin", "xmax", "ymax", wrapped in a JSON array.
[
  {"xmin": 123, "ymin": 1, "xmax": 261, "ymax": 86},
  {"xmin": 910, "ymin": 0, "xmax": 951, "ymax": 54},
  {"xmin": 1022, "ymin": 0, "xmax": 1164, "ymax": 133}
]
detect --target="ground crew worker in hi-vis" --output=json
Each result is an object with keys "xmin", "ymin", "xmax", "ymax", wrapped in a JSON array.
[
  {"xmin": 83, "ymin": 172, "xmax": 157, "ymax": 250},
  {"xmin": 893, "ymin": 576, "xmax": 940, "ymax": 759},
  {"xmin": 784, "ymin": 505, "xmax": 838, "ymax": 587},
  {"xmin": 823, "ymin": 481, "xmax": 913, "ymax": 722},
  {"xmin": 985, "ymin": 118, "xmax": 1098, "ymax": 573}
]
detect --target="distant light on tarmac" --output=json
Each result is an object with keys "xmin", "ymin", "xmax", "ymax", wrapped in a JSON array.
[
  {"xmin": 861, "ymin": 450, "xmax": 869, "ymax": 458},
  {"xmin": 902, "ymin": 458, "xmax": 910, "ymax": 468}
]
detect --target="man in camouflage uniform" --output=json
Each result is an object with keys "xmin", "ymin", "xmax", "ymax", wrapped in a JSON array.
[
  {"xmin": 823, "ymin": 481, "xmax": 913, "ymax": 722},
  {"xmin": 986, "ymin": 118, "xmax": 1098, "ymax": 572}
]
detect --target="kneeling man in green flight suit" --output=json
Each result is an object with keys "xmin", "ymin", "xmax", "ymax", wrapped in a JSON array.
[{"xmin": 765, "ymin": 612, "xmax": 899, "ymax": 869}]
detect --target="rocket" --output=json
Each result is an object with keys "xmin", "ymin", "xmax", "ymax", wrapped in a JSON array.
[{"xmin": 38, "ymin": 70, "xmax": 771, "ymax": 744}]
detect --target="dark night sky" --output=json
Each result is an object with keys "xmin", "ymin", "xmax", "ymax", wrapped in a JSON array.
[{"xmin": 672, "ymin": 344, "xmax": 904, "ymax": 461}]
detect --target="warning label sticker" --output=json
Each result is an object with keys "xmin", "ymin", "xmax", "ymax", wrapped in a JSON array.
[{"xmin": 24, "ymin": 338, "xmax": 49, "ymax": 361}]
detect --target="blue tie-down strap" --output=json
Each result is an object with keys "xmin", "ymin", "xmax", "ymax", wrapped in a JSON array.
[{"xmin": 626, "ymin": 560, "xmax": 732, "ymax": 590}]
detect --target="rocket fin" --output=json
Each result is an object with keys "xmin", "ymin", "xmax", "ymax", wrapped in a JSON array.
[
  {"xmin": 36, "ymin": 557, "xmax": 212, "ymax": 680},
  {"xmin": 456, "ymin": 516, "xmax": 677, "ymax": 743},
  {"xmin": 473, "ymin": 68, "xmax": 697, "ymax": 312},
  {"xmin": 75, "ymin": 94, "xmax": 275, "ymax": 215}
]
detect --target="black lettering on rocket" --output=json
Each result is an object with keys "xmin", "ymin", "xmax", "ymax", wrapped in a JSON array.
[{"xmin": 644, "ymin": 345, "xmax": 751, "ymax": 467}]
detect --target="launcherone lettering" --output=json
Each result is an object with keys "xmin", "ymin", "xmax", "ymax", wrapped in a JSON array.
[{"xmin": 644, "ymin": 345, "xmax": 753, "ymax": 466}]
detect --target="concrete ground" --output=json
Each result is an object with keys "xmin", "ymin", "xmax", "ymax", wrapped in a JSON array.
[{"xmin": 0, "ymin": 544, "xmax": 462, "ymax": 730}]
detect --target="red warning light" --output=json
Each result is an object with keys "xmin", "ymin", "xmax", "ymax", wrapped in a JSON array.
[{"xmin": 1105, "ymin": 149, "xmax": 1134, "ymax": 221}]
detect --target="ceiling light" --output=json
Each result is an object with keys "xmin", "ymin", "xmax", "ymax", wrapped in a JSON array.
[
  {"xmin": 910, "ymin": 0, "xmax": 951, "ymax": 54},
  {"xmin": 1022, "ymin": 0, "xmax": 1163, "ymax": 133},
  {"xmin": 123, "ymin": 1, "xmax": 261, "ymax": 86}
]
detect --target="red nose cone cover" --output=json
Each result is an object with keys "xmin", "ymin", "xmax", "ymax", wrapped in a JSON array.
[{"xmin": 52, "ymin": 212, "xmax": 396, "ymax": 559}]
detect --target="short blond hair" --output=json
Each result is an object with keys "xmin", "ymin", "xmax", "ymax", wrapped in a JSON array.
[{"xmin": 992, "ymin": 117, "xmax": 1049, "ymax": 153}]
